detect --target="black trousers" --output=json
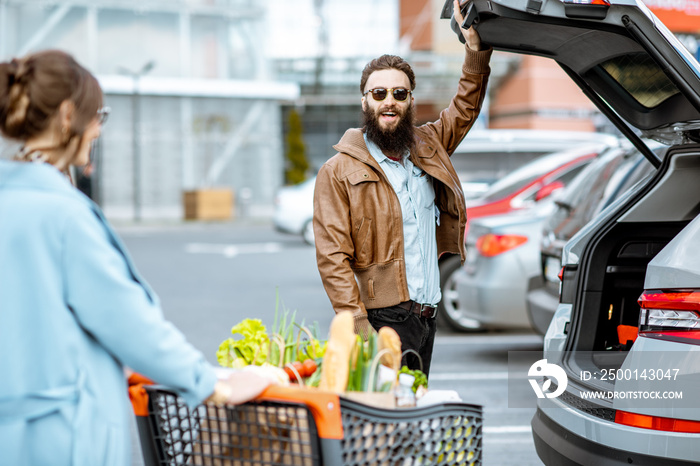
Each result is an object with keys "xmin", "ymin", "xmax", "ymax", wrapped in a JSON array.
[{"xmin": 367, "ymin": 305, "xmax": 437, "ymax": 376}]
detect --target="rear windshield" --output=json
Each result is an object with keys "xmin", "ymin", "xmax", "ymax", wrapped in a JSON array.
[{"xmin": 600, "ymin": 53, "xmax": 680, "ymax": 108}]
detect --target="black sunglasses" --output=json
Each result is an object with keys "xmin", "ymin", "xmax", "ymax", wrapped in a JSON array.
[{"xmin": 363, "ymin": 88, "xmax": 412, "ymax": 102}]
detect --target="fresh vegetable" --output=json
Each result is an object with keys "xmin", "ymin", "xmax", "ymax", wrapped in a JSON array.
[
  {"xmin": 346, "ymin": 329, "xmax": 397, "ymax": 393},
  {"xmin": 216, "ymin": 292, "xmax": 327, "ymax": 374},
  {"xmin": 297, "ymin": 337, "xmax": 327, "ymax": 362},
  {"xmin": 269, "ymin": 296, "xmax": 297, "ymax": 367},
  {"xmin": 216, "ymin": 319, "xmax": 269, "ymax": 368},
  {"xmin": 302, "ymin": 358, "xmax": 318, "ymax": 376},
  {"xmin": 293, "ymin": 321, "xmax": 327, "ymax": 363},
  {"xmin": 283, "ymin": 361, "xmax": 304, "ymax": 381},
  {"xmin": 305, "ymin": 362, "xmax": 323, "ymax": 387},
  {"xmin": 398, "ymin": 366, "xmax": 428, "ymax": 393},
  {"xmin": 269, "ymin": 293, "xmax": 327, "ymax": 367},
  {"xmin": 346, "ymin": 334, "xmax": 366, "ymax": 392},
  {"xmin": 319, "ymin": 311, "xmax": 356, "ymax": 393},
  {"xmin": 283, "ymin": 358, "xmax": 318, "ymax": 382}
]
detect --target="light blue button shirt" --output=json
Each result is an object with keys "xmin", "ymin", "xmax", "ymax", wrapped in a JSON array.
[{"xmin": 364, "ymin": 135, "xmax": 441, "ymax": 305}]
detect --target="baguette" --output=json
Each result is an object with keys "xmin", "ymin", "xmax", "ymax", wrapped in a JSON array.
[
  {"xmin": 377, "ymin": 326, "xmax": 402, "ymax": 373},
  {"xmin": 318, "ymin": 311, "xmax": 356, "ymax": 393}
]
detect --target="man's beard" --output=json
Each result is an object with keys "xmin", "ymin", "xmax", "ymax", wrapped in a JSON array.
[{"xmin": 363, "ymin": 103, "xmax": 415, "ymax": 158}]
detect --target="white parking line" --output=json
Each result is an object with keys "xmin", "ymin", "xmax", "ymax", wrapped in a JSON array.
[
  {"xmin": 486, "ymin": 436, "xmax": 534, "ymax": 444},
  {"xmin": 429, "ymin": 371, "xmax": 510, "ymax": 381},
  {"xmin": 185, "ymin": 242, "xmax": 283, "ymax": 258},
  {"xmin": 434, "ymin": 334, "xmax": 543, "ymax": 345},
  {"xmin": 484, "ymin": 425, "xmax": 532, "ymax": 434}
]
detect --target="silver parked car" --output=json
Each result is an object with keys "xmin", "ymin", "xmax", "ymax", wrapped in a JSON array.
[
  {"xmin": 445, "ymin": 0, "xmax": 700, "ymax": 464},
  {"xmin": 447, "ymin": 199, "xmax": 557, "ymax": 331},
  {"xmin": 439, "ymin": 140, "xmax": 618, "ymax": 330}
]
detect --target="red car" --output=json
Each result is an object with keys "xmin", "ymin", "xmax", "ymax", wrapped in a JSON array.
[
  {"xmin": 466, "ymin": 140, "xmax": 618, "ymax": 223},
  {"xmin": 438, "ymin": 138, "xmax": 620, "ymax": 324}
]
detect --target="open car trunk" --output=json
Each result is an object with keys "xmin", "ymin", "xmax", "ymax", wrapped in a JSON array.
[
  {"xmin": 441, "ymin": 0, "xmax": 700, "ymax": 154},
  {"xmin": 562, "ymin": 145, "xmax": 700, "ymax": 387},
  {"xmin": 441, "ymin": 0, "xmax": 700, "ymax": 392}
]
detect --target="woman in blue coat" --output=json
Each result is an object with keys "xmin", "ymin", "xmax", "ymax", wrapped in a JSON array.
[{"xmin": 0, "ymin": 50, "xmax": 270, "ymax": 465}]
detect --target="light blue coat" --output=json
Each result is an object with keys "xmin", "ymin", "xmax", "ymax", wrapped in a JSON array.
[{"xmin": 0, "ymin": 160, "xmax": 218, "ymax": 466}]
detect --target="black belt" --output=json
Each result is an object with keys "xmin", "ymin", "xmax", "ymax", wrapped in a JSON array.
[{"xmin": 396, "ymin": 300, "xmax": 437, "ymax": 319}]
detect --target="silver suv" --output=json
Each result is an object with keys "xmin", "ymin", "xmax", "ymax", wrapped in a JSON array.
[{"xmin": 445, "ymin": 0, "xmax": 700, "ymax": 464}]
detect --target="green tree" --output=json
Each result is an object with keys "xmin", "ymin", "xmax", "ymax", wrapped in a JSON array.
[{"xmin": 285, "ymin": 110, "xmax": 310, "ymax": 185}]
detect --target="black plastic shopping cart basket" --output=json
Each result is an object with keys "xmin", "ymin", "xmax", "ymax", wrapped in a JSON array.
[{"xmin": 132, "ymin": 381, "xmax": 483, "ymax": 466}]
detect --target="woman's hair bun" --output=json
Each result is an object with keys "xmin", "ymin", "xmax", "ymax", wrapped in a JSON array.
[{"xmin": 0, "ymin": 58, "xmax": 32, "ymax": 138}]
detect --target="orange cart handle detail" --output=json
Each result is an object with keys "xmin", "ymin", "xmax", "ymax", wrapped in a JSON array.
[
  {"xmin": 128, "ymin": 373, "xmax": 155, "ymax": 417},
  {"xmin": 255, "ymin": 385, "xmax": 344, "ymax": 440}
]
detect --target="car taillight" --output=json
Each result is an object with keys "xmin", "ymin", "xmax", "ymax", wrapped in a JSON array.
[
  {"xmin": 561, "ymin": 0, "xmax": 610, "ymax": 5},
  {"xmin": 616, "ymin": 410, "xmax": 700, "ymax": 434},
  {"xmin": 638, "ymin": 289, "xmax": 700, "ymax": 345},
  {"xmin": 475, "ymin": 234, "xmax": 528, "ymax": 257}
]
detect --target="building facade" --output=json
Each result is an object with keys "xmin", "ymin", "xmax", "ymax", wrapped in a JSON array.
[{"xmin": 0, "ymin": 0, "xmax": 298, "ymax": 220}]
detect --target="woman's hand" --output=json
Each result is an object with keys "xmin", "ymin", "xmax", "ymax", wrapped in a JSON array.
[
  {"xmin": 209, "ymin": 371, "xmax": 272, "ymax": 405},
  {"xmin": 454, "ymin": 0, "xmax": 482, "ymax": 51}
]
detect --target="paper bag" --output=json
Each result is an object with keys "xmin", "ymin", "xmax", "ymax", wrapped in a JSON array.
[{"xmin": 342, "ymin": 391, "xmax": 395, "ymax": 409}]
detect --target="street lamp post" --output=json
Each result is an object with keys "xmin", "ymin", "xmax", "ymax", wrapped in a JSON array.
[{"xmin": 119, "ymin": 60, "xmax": 155, "ymax": 222}]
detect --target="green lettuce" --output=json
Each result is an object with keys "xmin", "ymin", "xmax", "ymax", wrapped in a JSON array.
[{"xmin": 216, "ymin": 318, "xmax": 270, "ymax": 368}]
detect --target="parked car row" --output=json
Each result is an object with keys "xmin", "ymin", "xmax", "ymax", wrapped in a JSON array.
[
  {"xmin": 445, "ymin": 138, "xmax": 666, "ymax": 333},
  {"xmin": 445, "ymin": 0, "xmax": 700, "ymax": 464},
  {"xmin": 526, "ymin": 143, "xmax": 663, "ymax": 334},
  {"xmin": 450, "ymin": 128, "xmax": 615, "ymax": 199},
  {"xmin": 437, "ymin": 138, "xmax": 619, "ymax": 328}
]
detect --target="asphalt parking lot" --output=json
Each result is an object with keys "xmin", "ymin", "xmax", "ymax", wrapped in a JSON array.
[{"xmin": 120, "ymin": 220, "xmax": 544, "ymax": 465}]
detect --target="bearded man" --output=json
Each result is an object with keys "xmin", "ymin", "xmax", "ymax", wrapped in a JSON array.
[{"xmin": 313, "ymin": 3, "xmax": 491, "ymax": 375}]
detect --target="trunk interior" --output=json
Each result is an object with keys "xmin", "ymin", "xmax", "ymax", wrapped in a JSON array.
[{"xmin": 565, "ymin": 146, "xmax": 700, "ymax": 389}]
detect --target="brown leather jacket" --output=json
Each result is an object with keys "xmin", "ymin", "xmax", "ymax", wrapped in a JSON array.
[{"xmin": 313, "ymin": 46, "xmax": 492, "ymax": 329}]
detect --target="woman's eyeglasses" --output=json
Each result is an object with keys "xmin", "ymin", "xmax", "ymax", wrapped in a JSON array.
[
  {"xmin": 363, "ymin": 88, "xmax": 411, "ymax": 102},
  {"xmin": 97, "ymin": 106, "xmax": 111, "ymax": 125}
]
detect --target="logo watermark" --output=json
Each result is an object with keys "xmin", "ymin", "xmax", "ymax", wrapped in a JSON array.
[
  {"xmin": 508, "ymin": 351, "xmax": 697, "ymax": 409},
  {"xmin": 528, "ymin": 359, "xmax": 568, "ymax": 399},
  {"xmin": 580, "ymin": 390, "xmax": 682, "ymax": 400}
]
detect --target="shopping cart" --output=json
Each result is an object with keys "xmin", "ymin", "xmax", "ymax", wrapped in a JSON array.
[{"xmin": 132, "ymin": 382, "xmax": 483, "ymax": 466}]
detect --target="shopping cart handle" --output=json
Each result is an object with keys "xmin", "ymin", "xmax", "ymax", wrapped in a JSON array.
[{"xmin": 256, "ymin": 384, "xmax": 344, "ymax": 440}]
